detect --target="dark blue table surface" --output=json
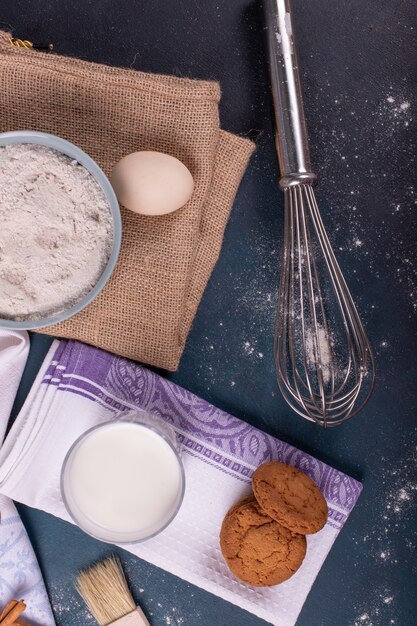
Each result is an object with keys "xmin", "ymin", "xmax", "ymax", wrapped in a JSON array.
[{"xmin": 2, "ymin": 1, "xmax": 417, "ymax": 625}]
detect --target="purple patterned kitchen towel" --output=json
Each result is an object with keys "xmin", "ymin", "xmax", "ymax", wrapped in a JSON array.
[{"xmin": 0, "ymin": 340, "xmax": 362, "ymax": 626}]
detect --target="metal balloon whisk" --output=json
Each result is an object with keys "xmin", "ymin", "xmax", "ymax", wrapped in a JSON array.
[{"xmin": 264, "ymin": 0, "xmax": 375, "ymax": 426}]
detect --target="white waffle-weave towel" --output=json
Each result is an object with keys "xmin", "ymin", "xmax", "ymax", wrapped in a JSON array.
[{"xmin": 0, "ymin": 339, "xmax": 362, "ymax": 626}]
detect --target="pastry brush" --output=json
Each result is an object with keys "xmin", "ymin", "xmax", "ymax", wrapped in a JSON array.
[{"xmin": 76, "ymin": 556, "xmax": 149, "ymax": 626}]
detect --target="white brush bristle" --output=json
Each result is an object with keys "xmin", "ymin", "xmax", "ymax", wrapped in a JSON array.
[{"xmin": 76, "ymin": 556, "xmax": 136, "ymax": 626}]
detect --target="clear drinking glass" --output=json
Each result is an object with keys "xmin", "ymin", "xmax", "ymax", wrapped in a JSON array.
[{"xmin": 61, "ymin": 411, "xmax": 185, "ymax": 543}]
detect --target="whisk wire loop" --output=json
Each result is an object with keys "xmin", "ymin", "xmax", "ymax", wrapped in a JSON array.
[{"xmin": 275, "ymin": 184, "xmax": 375, "ymax": 426}]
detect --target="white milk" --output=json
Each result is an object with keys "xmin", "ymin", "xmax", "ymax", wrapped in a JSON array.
[{"xmin": 62, "ymin": 420, "xmax": 184, "ymax": 542}]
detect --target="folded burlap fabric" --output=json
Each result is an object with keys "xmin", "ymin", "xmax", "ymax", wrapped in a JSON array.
[{"xmin": 0, "ymin": 32, "xmax": 254, "ymax": 370}]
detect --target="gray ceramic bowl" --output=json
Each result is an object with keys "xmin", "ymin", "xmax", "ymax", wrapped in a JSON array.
[{"xmin": 0, "ymin": 131, "xmax": 122, "ymax": 330}]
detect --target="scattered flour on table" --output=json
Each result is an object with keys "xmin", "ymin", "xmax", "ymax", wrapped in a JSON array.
[
  {"xmin": 163, "ymin": 613, "xmax": 185, "ymax": 625},
  {"xmin": 349, "ymin": 434, "xmax": 417, "ymax": 626},
  {"xmin": 243, "ymin": 340, "xmax": 264, "ymax": 359},
  {"xmin": 0, "ymin": 143, "xmax": 113, "ymax": 320},
  {"xmin": 351, "ymin": 585, "xmax": 399, "ymax": 626},
  {"xmin": 302, "ymin": 73, "xmax": 417, "ymax": 318},
  {"xmin": 49, "ymin": 583, "xmax": 96, "ymax": 624}
]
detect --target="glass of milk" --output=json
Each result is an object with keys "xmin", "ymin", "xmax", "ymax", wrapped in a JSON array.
[{"xmin": 61, "ymin": 412, "xmax": 185, "ymax": 543}]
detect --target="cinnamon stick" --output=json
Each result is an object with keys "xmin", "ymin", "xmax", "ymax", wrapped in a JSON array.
[
  {"xmin": 0, "ymin": 599, "xmax": 26, "ymax": 625},
  {"xmin": 0, "ymin": 600, "xmax": 17, "ymax": 621}
]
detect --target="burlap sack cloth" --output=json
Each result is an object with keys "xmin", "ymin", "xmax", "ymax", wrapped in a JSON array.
[{"xmin": 0, "ymin": 32, "xmax": 254, "ymax": 370}]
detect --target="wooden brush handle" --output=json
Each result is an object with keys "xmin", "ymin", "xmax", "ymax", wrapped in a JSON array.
[{"xmin": 111, "ymin": 608, "xmax": 150, "ymax": 626}]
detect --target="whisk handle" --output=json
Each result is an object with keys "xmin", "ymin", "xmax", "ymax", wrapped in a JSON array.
[{"xmin": 263, "ymin": 0, "xmax": 316, "ymax": 188}]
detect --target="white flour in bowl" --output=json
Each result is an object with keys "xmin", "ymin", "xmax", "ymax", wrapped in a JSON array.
[{"xmin": 0, "ymin": 143, "xmax": 113, "ymax": 320}]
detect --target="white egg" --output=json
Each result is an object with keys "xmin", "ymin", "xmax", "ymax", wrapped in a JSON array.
[{"xmin": 111, "ymin": 151, "xmax": 194, "ymax": 216}]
